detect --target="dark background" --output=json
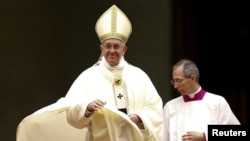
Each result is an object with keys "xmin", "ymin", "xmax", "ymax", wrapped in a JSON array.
[{"xmin": 0, "ymin": 0, "xmax": 249, "ymax": 141}]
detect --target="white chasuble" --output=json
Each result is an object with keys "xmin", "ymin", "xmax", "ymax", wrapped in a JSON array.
[
  {"xmin": 17, "ymin": 56, "xmax": 163, "ymax": 141},
  {"xmin": 16, "ymin": 100, "xmax": 87, "ymax": 141}
]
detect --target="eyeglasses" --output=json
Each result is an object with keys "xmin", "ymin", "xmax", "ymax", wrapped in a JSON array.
[
  {"xmin": 170, "ymin": 78, "xmax": 185, "ymax": 85},
  {"xmin": 102, "ymin": 43, "xmax": 124, "ymax": 50}
]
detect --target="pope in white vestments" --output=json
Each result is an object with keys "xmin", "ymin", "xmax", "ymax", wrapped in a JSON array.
[
  {"xmin": 163, "ymin": 59, "xmax": 240, "ymax": 141},
  {"xmin": 16, "ymin": 5, "xmax": 163, "ymax": 141}
]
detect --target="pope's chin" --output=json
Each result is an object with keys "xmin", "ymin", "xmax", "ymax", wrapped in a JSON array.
[
  {"xmin": 107, "ymin": 60, "xmax": 119, "ymax": 66},
  {"xmin": 107, "ymin": 57, "xmax": 117, "ymax": 61}
]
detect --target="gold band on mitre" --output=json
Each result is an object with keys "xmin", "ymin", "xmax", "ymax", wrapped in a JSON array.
[{"xmin": 95, "ymin": 5, "xmax": 132, "ymax": 43}]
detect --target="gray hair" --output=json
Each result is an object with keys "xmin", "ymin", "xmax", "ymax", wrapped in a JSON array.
[{"xmin": 172, "ymin": 59, "xmax": 200, "ymax": 82}]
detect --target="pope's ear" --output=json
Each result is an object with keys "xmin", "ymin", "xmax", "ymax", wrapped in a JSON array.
[{"xmin": 123, "ymin": 46, "xmax": 128, "ymax": 52}]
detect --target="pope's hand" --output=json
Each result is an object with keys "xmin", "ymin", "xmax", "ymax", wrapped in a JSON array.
[
  {"xmin": 128, "ymin": 114, "xmax": 144, "ymax": 129},
  {"xmin": 87, "ymin": 99, "xmax": 106, "ymax": 112}
]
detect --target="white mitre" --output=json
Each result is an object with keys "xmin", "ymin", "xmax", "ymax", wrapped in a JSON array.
[{"xmin": 95, "ymin": 5, "xmax": 132, "ymax": 43}]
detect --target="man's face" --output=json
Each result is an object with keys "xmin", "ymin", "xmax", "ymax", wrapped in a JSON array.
[
  {"xmin": 172, "ymin": 65, "xmax": 193, "ymax": 95},
  {"xmin": 100, "ymin": 39, "xmax": 127, "ymax": 66}
]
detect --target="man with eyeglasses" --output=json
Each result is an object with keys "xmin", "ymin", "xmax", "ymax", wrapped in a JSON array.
[
  {"xmin": 17, "ymin": 4, "xmax": 163, "ymax": 141},
  {"xmin": 163, "ymin": 59, "xmax": 240, "ymax": 141},
  {"xmin": 66, "ymin": 4, "xmax": 163, "ymax": 141}
]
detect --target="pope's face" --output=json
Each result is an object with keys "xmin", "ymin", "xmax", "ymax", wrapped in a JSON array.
[{"xmin": 100, "ymin": 39, "xmax": 127, "ymax": 66}]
